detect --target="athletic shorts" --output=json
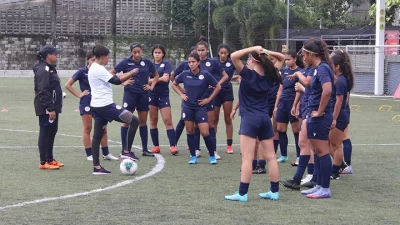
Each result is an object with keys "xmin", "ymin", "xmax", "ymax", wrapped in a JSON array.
[
  {"xmin": 79, "ymin": 104, "xmax": 92, "ymax": 115},
  {"xmin": 149, "ymin": 93, "xmax": 171, "ymax": 109},
  {"xmin": 182, "ymin": 105, "xmax": 208, "ymax": 124},
  {"xmin": 214, "ymin": 86, "xmax": 234, "ymax": 107},
  {"xmin": 123, "ymin": 91, "xmax": 149, "ymax": 112},
  {"xmin": 38, "ymin": 113, "xmax": 59, "ymax": 127},
  {"xmin": 307, "ymin": 113, "xmax": 333, "ymax": 140},
  {"xmin": 239, "ymin": 116, "xmax": 274, "ymax": 141},
  {"xmin": 276, "ymin": 100, "xmax": 298, "ymax": 124},
  {"xmin": 92, "ymin": 103, "xmax": 128, "ymax": 126}
]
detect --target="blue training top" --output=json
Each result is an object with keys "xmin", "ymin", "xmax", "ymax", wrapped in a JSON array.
[
  {"xmin": 150, "ymin": 59, "xmax": 172, "ymax": 96},
  {"xmin": 334, "ymin": 74, "xmax": 350, "ymax": 120},
  {"xmin": 175, "ymin": 69, "xmax": 218, "ymax": 109},
  {"xmin": 214, "ymin": 57, "xmax": 235, "ymax": 89},
  {"xmin": 238, "ymin": 66, "xmax": 274, "ymax": 116},
  {"xmin": 280, "ymin": 67, "xmax": 300, "ymax": 102},
  {"xmin": 174, "ymin": 60, "xmax": 189, "ymax": 76},
  {"xmin": 72, "ymin": 66, "xmax": 91, "ymax": 106},
  {"xmin": 307, "ymin": 62, "xmax": 335, "ymax": 114},
  {"xmin": 114, "ymin": 57, "xmax": 156, "ymax": 94}
]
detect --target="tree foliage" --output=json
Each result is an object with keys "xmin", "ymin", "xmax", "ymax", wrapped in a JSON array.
[{"xmin": 369, "ymin": 0, "xmax": 400, "ymax": 25}]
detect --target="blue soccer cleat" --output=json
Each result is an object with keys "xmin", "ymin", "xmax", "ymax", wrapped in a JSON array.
[
  {"xmin": 224, "ymin": 191, "xmax": 248, "ymax": 202},
  {"xmin": 188, "ymin": 156, "xmax": 198, "ymax": 164},
  {"xmin": 259, "ymin": 191, "xmax": 279, "ymax": 201},
  {"xmin": 209, "ymin": 156, "xmax": 217, "ymax": 165}
]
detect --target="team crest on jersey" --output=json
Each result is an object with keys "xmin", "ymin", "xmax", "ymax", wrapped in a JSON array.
[
  {"xmin": 140, "ymin": 61, "xmax": 145, "ymax": 66},
  {"xmin": 123, "ymin": 102, "xmax": 128, "ymax": 107},
  {"xmin": 116, "ymin": 105, "xmax": 122, "ymax": 110},
  {"xmin": 84, "ymin": 106, "xmax": 90, "ymax": 112},
  {"xmin": 199, "ymin": 75, "xmax": 204, "ymax": 80},
  {"xmin": 45, "ymin": 66, "xmax": 49, "ymax": 72},
  {"xmin": 205, "ymin": 62, "xmax": 211, "ymax": 67},
  {"xmin": 226, "ymin": 62, "xmax": 231, "ymax": 67},
  {"xmin": 313, "ymin": 70, "xmax": 317, "ymax": 76},
  {"xmin": 160, "ymin": 63, "xmax": 165, "ymax": 68}
]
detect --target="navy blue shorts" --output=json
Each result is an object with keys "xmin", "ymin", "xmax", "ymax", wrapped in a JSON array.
[
  {"xmin": 182, "ymin": 106, "xmax": 208, "ymax": 124},
  {"xmin": 276, "ymin": 100, "xmax": 298, "ymax": 124},
  {"xmin": 215, "ymin": 86, "xmax": 234, "ymax": 107},
  {"xmin": 306, "ymin": 113, "xmax": 333, "ymax": 140},
  {"xmin": 123, "ymin": 91, "xmax": 149, "ymax": 112},
  {"xmin": 207, "ymin": 99, "xmax": 215, "ymax": 112},
  {"xmin": 92, "ymin": 103, "xmax": 127, "ymax": 126},
  {"xmin": 79, "ymin": 104, "xmax": 92, "ymax": 115},
  {"xmin": 301, "ymin": 107, "xmax": 309, "ymax": 120},
  {"xmin": 239, "ymin": 116, "xmax": 274, "ymax": 141},
  {"xmin": 38, "ymin": 113, "xmax": 59, "ymax": 127},
  {"xmin": 267, "ymin": 107, "xmax": 274, "ymax": 118},
  {"xmin": 149, "ymin": 93, "xmax": 171, "ymax": 109}
]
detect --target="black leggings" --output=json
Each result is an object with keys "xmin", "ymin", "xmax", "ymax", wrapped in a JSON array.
[
  {"xmin": 92, "ymin": 110, "xmax": 139, "ymax": 166},
  {"xmin": 38, "ymin": 121, "xmax": 58, "ymax": 164}
]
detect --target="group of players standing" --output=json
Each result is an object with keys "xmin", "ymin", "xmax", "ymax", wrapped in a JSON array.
[{"xmin": 33, "ymin": 36, "xmax": 354, "ymax": 201}]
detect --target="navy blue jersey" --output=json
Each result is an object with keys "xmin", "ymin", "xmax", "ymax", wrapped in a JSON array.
[
  {"xmin": 335, "ymin": 74, "xmax": 349, "ymax": 112},
  {"xmin": 200, "ymin": 58, "xmax": 225, "ymax": 82},
  {"xmin": 175, "ymin": 70, "xmax": 218, "ymax": 109},
  {"xmin": 300, "ymin": 67, "xmax": 314, "ymax": 108},
  {"xmin": 174, "ymin": 61, "xmax": 189, "ymax": 76},
  {"xmin": 72, "ymin": 67, "xmax": 91, "ymax": 105},
  {"xmin": 150, "ymin": 60, "xmax": 172, "ymax": 96},
  {"xmin": 215, "ymin": 57, "xmax": 235, "ymax": 88},
  {"xmin": 238, "ymin": 66, "xmax": 274, "ymax": 116},
  {"xmin": 308, "ymin": 62, "xmax": 334, "ymax": 113},
  {"xmin": 267, "ymin": 81, "xmax": 279, "ymax": 108},
  {"xmin": 114, "ymin": 57, "xmax": 155, "ymax": 93},
  {"xmin": 280, "ymin": 67, "xmax": 300, "ymax": 102}
]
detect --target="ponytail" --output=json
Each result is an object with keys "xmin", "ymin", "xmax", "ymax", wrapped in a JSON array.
[
  {"xmin": 331, "ymin": 49, "xmax": 355, "ymax": 91},
  {"xmin": 251, "ymin": 52, "xmax": 282, "ymax": 84},
  {"xmin": 303, "ymin": 38, "xmax": 333, "ymax": 70}
]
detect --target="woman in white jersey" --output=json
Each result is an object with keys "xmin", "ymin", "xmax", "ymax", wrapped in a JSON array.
[{"xmin": 88, "ymin": 45, "xmax": 140, "ymax": 175}]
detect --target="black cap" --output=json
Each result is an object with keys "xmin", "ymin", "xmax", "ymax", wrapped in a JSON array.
[
  {"xmin": 39, "ymin": 45, "xmax": 61, "ymax": 58},
  {"xmin": 130, "ymin": 43, "xmax": 142, "ymax": 51}
]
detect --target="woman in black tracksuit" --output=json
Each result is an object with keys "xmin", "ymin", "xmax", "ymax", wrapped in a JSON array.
[{"xmin": 33, "ymin": 45, "xmax": 64, "ymax": 170}]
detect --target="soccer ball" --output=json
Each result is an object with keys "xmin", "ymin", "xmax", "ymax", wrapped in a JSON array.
[{"xmin": 120, "ymin": 159, "xmax": 138, "ymax": 175}]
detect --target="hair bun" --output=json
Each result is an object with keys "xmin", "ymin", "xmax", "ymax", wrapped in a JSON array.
[{"xmin": 199, "ymin": 35, "xmax": 207, "ymax": 42}]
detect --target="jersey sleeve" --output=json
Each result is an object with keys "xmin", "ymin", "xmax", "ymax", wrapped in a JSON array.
[
  {"xmin": 213, "ymin": 59, "xmax": 224, "ymax": 75},
  {"xmin": 164, "ymin": 61, "xmax": 172, "ymax": 75},
  {"xmin": 335, "ymin": 77, "xmax": 347, "ymax": 96},
  {"xmin": 114, "ymin": 59, "xmax": 127, "ymax": 73},
  {"xmin": 148, "ymin": 60, "xmax": 156, "ymax": 74},
  {"xmin": 72, "ymin": 70, "xmax": 82, "ymax": 81},
  {"xmin": 317, "ymin": 66, "xmax": 332, "ymax": 85},
  {"xmin": 175, "ymin": 73, "xmax": 184, "ymax": 84},
  {"xmin": 207, "ymin": 72, "xmax": 218, "ymax": 87},
  {"xmin": 239, "ymin": 65, "xmax": 251, "ymax": 79},
  {"xmin": 98, "ymin": 66, "xmax": 114, "ymax": 82},
  {"xmin": 174, "ymin": 61, "xmax": 186, "ymax": 75}
]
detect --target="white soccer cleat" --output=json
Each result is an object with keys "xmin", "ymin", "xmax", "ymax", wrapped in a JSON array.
[
  {"xmin": 103, "ymin": 153, "xmax": 119, "ymax": 161},
  {"xmin": 87, "ymin": 155, "xmax": 93, "ymax": 161},
  {"xmin": 214, "ymin": 151, "xmax": 221, "ymax": 160},
  {"xmin": 301, "ymin": 174, "xmax": 313, "ymax": 185}
]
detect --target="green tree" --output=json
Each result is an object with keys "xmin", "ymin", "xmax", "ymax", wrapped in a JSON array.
[
  {"xmin": 369, "ymin": 0, "xmax": 400, "ymax": 25},
  {"xmin": 166, "ymin": 0, "xmax": 195, "ymax": 27},
  {"xmin": 212, "ymin": 0, "xmax": 236, "ymax": 44}
]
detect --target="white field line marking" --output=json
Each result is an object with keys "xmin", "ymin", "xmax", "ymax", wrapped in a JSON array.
[
  {"xmin": 0, "ymin": 154, "xmax": 165, "ymax": 211},
  {"xmin": 0, "ymin": 145, "xmax": 121, "ymax": 149},
  {"xmin": 0, "ymin": 128, "xmax": 165, "ymax": 211}
]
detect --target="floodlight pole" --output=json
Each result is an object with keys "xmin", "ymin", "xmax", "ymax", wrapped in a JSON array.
[
  {"xmin": 286, "ymin": 0, "xmax": 290, "ymax": 51},
  {"xmin": 374, "ymin": 0, "xmax": 385, "ymax": 95}
]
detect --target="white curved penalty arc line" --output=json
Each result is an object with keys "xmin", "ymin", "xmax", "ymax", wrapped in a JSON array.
[{"xmin": 0, "ymin": 154, "xmax": 165, "ymax": 211}]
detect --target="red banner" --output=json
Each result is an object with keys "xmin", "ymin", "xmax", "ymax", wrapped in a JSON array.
[{"xmin": 385, "ymin": 30, "xmax": 399, "ymax": 55}]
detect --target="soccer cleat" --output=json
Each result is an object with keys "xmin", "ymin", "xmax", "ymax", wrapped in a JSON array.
[
  {"xmin": 103, "ymin": 153, "xmax": 118, "ymax": 161},
  {"xmin": 39, "ymin": 163, "xmax": 60, "ymax": 170},
  {"xmin": 214, "ymin": 151, "xmax": 221, "ymax": 160},
  {"xmin": 301, "ymin": 174, "xmax": 313, "ymax": 185},
  {"xmin": 226, "ymin": 145, "xmax": 233, "ymax": 154},
  {"xmin": 307, "ymin": 188, "xmax": 331, "ymax": 199},
  {"xmin": 120, "ymin": 152, "xmax": 139, "ymax": 161},
  {"xmin": 301, "ymin": 185, "xmax": 321, "ymax": 195},
  {"xmin": 142, "ymin": 150, "xmax": 155, "ymax": 157},
  {"xmin": 277, "ymin": 156, "xmax": 288, "ymax": 163},
  {"xmin": 49, "ymin": 159, "xmax": 64, "ymax": 167},
  {"xmin": 87, "ymin": 155, "xmax": 93, "ymax": 161},
  {"xmin": 170, "ymin": 146, "xmax": 179, "ymax": 155},
  {"xmin": 209, "ymin": 156, "xmax": 217, "ymax": 165},
  {"xmin": 280, "ymin": 179, "xmax": 301, "ymax": 190},
  {"xmin": 92, "ymin": 166, "xmax": 111, "ymax": 175},
  {"xmin": 259, "ymin": 191, "xmax": 279, "ymax": 201},
  {"xmin": 188, "ymin": 156, "xmax": 198, "ymax": 164},
  {"xmin": 291, "ymin": 157, "xmax": 299, "ymax": 166},
  {"xmin": 195, "ymin": 150, "xmax": 201, "ymax": 157},
  {"xmin": 252, "ymin": 166, "xmax": 267, "ymax": 174},
  {"xmin": 340, "ymin": 165, "xmax": 353, "ymax": 174},
  {"xmin": 224, "ymin": 192, "xmax": 248, "ymax": 202},
  {"xmin": 151, "ymin": 146, "xmax": 161, "ymax": 154},
  {"xmin": 301, "ymin": 181, "xmax": 317, "ymax": 189},
  {"xmin": 330, "ymin": 173, "xmax": 340, "ymax": 180}
]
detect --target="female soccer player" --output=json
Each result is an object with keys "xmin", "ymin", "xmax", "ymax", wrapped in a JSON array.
[
  {"xmin": 280, "ymin": 62, "xmax": 316, "ymax": 190},
  {"xmin": 299, "ymin": 38, "xmax": 334, "ymax": 199},
  {"xmin": 224, "ymin": 46, "xmax": 281, "ymax": 202},
  {"xmin": 112, "ymin": 43, "xmax": 159, "ymax": 157},
  {"xmin": 65, "ymin": 50, "xmax": 118, "ymax": 161},
  {"xmin": 274, "ymin": 50, "xmax": 302, "ymax": 164},
  {"xmin": 341, "ymin": 127, "xmax": 353, "ymax": 174},
  {"xmin": 172, "ymin": 53, "xmax": 221, "ymax": 164},
  {"xmin": 33, "ymin": 45, "xmax": 64, "ymax": 170},
  {"xmin": 88, "ymin": 45, "xmax": 140, "ymax": 174},
  {"xmin": 329, "ymin": 49, "xmax": 354, "ymax": 179},
  {"xmin": 148, "ymin": 44, "xmax": 178, "ymax": 155},
  {"xmin": 214, "ymin": 44, "xmax": 235, "ymax": 153},
  {"xmin": 196, "ymin": 37, "xmax": 228, "ymax": 159}
]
